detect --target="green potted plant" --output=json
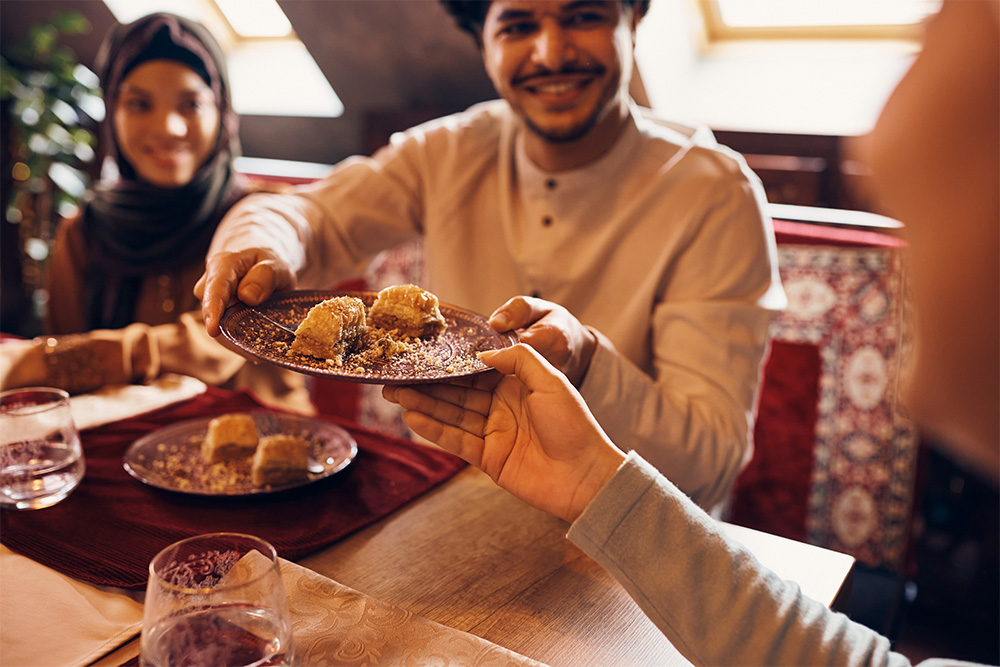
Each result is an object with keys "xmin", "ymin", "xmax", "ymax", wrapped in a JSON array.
[{"xmin": 1, "ymin": 10, "xmax": 103, "ymax": 334}]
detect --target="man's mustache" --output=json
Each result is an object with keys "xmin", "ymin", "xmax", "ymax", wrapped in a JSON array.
[{"xmin": 513, "ymin": 64, "xmax": 606, "ymax": 86}]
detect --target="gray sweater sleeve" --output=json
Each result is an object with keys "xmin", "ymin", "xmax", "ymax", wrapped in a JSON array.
[{"xmin": 567, "ymin": 452, "xmax": 933, "ymax": 666}]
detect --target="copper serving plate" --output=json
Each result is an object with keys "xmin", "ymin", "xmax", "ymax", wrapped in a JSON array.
[
  {"xmin": 123, "ymin": 412, "xmax": 357, "ymax": 497},
  {"xmin": 219, "ymin": 289, "xmax": 517, "ymax": 384}
]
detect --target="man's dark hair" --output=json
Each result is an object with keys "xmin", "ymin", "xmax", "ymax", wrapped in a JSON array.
[{"xmin": 439, "ymin": 1, "xmax": 651, "ymax": 40}]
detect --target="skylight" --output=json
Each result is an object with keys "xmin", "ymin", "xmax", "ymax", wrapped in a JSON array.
[
  {"xmin": 215, "ymin": 0, "xmax": 291, "ymax": 38},
  {"xmin": 701, "ymin": 0, "xmax": 942, "ymax": 39},
  {"xmin": 716, "ymin": 0, "xmax": 941, "ymax": 28},
  {"xmin": 101, "ymin": 0, "xmax": 342, "ymax": 117},
  {"xmin": 635, "ymin": 0, "xmax": 925, "ymax": 136},
  {"xmin": 102, "ymin": 0, "xmax": 205, "ymax": 26}
]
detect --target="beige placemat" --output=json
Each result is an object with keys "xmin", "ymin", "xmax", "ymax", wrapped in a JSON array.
[
  {"xmin": 0, "ymin": 545, "xmax": 143, "ymax": 667},
  {"xmin": 282, "ymin": 558, "xmax": 547, "ymax": 666},
  {"xmin": 2, "ymin": 546, "xmax": 545, "ymax": 667}
]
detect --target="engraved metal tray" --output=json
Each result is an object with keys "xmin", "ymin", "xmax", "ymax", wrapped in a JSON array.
[
  {"xmin": 219, "ymin": 289, "xmax": 517, "ymax": 384},
  {"xmin": 123, "ymin": 412, "xmax": 357, "ymax": 496}
]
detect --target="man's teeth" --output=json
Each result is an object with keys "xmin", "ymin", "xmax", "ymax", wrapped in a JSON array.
[{"xmin": 535, "ymin": 81, "xmax": 579, "ymax": 94}]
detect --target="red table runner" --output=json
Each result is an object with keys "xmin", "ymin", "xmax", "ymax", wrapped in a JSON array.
[{"xmin": 0, "ymin": 387, "xmax": 465, "ymax": 589}]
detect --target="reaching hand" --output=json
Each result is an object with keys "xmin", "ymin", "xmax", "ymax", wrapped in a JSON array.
[
  {"xmin": 382, "ymin": 344, "xmax": 625, "ymax": 523},
  {"xmin": 194, "ymin": 248, "xmax": 296, "ymax": 337},
  {"xmin": 489, "ymin": 296, "xmax": 598, "ymax": 388}
]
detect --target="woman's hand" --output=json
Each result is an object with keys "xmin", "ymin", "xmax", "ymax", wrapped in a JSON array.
[
  {"xmin": 383, "ymin": 344, "xmax": 625, "ymax": 523},
  {"xmin": 194, "ymin": 248, "xmax": 296, "ymax": 337}
]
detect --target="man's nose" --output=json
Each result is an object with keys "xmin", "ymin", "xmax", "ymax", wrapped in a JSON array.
[{"xmin": 531, "ymin": 20, "xmax": 575, "ymax": 70}]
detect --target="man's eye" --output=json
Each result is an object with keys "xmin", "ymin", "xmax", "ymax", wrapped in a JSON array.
[
  {"xmin": 498, "ymin": 21, "xmax": 535, "ymax": 37},
  {"xmin": 565, "ymin": 11, "xmax": 606, "ymax": 27}
]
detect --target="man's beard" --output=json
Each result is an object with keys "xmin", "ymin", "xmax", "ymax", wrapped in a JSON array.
[
  {"xmin": 513, "ymin": 63, "xmax": 611, "ymax": 143},
  {"xmin": 522, "ymin": 111, "xmax": 601, "ymax": 144}
]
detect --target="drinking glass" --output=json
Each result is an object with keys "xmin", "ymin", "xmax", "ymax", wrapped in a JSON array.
[
  {"xmin": 140, "ymin": 533, "xmax": 294, "ymax": 667},
  {"xmin": 0, "ymin": 387, "xmax": 85, "ymax": 510}
]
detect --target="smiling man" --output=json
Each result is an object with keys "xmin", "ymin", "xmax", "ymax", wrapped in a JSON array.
[
  {"xmin": 478, "ymin": 0, "xmax": 635, "ymax": 167},
  {"xmin": 197, "ymin": 0, "xmax": 784, "ymax": 511}
]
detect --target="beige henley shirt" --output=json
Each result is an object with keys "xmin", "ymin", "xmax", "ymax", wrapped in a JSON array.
[{"xmin": 209, "ymin": 100, "xmax": 785, "ymax": 509}]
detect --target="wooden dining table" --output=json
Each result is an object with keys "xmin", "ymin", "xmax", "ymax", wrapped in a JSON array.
[
  {"xmin": 0, "ymin": 377, "xmax": 854, "ymax": 667},
  {"xmin": 303, "ymin": 462, "xmax": 855, "ymax": 667},
  {"xmin": 91, "ymin": 446, "xmax": 855, "ymax": 667}
]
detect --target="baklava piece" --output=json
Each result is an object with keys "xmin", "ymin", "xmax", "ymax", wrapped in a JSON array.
[
  {"xmin": 368, "ymin": 284, "xmax": 448, "ymax": 338},
  {"xmin": 251, "ymin": 434, "xmax": 310, "ymax": 487},
  {"xmin": 202, "ymin": 413, "xmax": 259, "ymax": 463},
  {"xmin": 291, "ymin": 296, "xmax": 367, "ymax": 361}
]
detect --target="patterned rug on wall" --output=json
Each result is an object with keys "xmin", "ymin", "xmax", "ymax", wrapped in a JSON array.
[{"xmin": 730, "ymin": 221, "xmax": 920, "ymax": 574}]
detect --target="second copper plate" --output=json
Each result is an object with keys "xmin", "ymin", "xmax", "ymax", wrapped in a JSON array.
[
  {"xmin": 122, "ymin": 412, "xmax": 357, "ymax": 496},
  {"xmin": 219, "ymin": 289, "xmax": 517, "ymax": 384}
]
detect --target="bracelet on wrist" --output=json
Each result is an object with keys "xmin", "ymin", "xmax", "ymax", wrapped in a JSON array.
[{"xmin": 38, "ymin": 336, "xmax": 104, "ymax": 395}]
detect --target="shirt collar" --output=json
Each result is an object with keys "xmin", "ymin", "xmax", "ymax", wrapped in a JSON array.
[{"xmin": 514, "ymin": 105, "xmax": 643, "ymax": 198}]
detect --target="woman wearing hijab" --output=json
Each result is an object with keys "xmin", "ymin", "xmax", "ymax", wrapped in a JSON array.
[{"xmin": 0, "ymin": 12, "xmax": 313, "ymax": 413}]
